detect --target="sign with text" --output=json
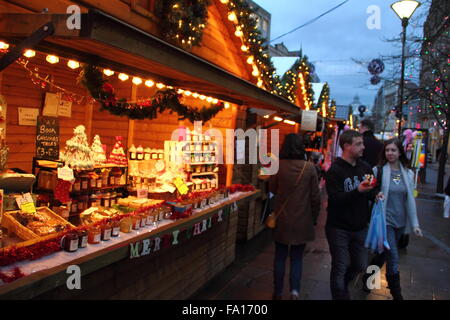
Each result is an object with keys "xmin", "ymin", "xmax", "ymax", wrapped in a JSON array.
[
  {"xmin": 174, "ymin": 177, "xmax": 189, "ymax": 195},
  {"xmin": 36, "ymin": 116, "xmax": 59, "ymax": 160},
  {"xmin": 15, "ymin": 193, "xmax": 36, "ymax": 213},
  {"xmin": 18, "ymin": 107, "xmax": 39, "ymax": 126},
  {"xmin": 301, "ymin": 110, "xmax": 318, "ymax": 132},
  {"xmin": 57, "ymin": 166, "xmax": 74, "ymax": 181}
]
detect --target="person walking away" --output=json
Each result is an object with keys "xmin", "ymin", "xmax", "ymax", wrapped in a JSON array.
[
  {"xmin": 269, "ymin": 133, "xmax": 321, "ymax": 300},
  {"xmin": 365, "ymin": 138, "xmax": 422, "ymax": 300},
  {"xmin": 325, "ymin": 130, "xmax": 381, "ymax": 300},
  {"xmin": 359, "ymin": 119, "xmax": 383, "ymax": 167}
]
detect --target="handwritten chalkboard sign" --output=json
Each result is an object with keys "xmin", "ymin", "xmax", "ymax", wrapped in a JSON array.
[{"xmin": 36, "ymin": 116, "xmax": 59, "ymax": 160}]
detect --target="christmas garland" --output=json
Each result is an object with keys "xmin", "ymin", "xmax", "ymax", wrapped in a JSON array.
[
  {"xmin": 81, "ymin": 65, "xmax": 224, "ymax": 123},
  {"xmin": 155, "ymin": 0, "xmax": 211, "ymax": 49}
]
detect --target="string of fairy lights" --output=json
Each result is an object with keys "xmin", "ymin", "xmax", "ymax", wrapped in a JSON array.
[{"xmin": 0, "ymin": 42, "xmax": 232, "ymax": 110}]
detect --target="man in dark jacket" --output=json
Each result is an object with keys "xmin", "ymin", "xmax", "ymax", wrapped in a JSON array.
[
  {"xmin": 325, "ymin": 130, "xmax": 381, "ymax": 300},
  {"xmin": 359, "ymin": 119, "xmax": 383, "ymax": 167}
]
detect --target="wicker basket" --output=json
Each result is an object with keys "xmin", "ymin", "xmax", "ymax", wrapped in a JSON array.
[{"xmin": 1, "ymin": 206, "xmax": 75, "ymax": 241}]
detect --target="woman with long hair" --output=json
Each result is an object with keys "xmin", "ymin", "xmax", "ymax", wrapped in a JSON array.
[
  {"xmin": 269, "ymin": 133, "xmax": 321, "ymax": 300},
  {"xmin": 370, "ymin": 138, "xmax": 422, "ymax": 300}
]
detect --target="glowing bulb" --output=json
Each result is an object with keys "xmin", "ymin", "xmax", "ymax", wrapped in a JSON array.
[
  {"xmin": 206, "ymin": 97, "xmax": 213, "ymax": 103},
  {"xmin": 220, "ymin": 0, "xmax": 229, "ymax": 3},
  {"xmin": 177, "ymin": 89, "xmax": 185, "ymax": 94},
  {"xmin": 252, "ymin": 68, "xmax": 260, "ymax": 77},
  {"xmin": 212, "ymin": 98, "xmax": 219, "ymax": 104},
  {"xmin": 235, "ymin": 29, "xmax": 243, "ymax": 37},
  {"xmin": 156, "ymin": 83, "xmax": 165, "ymax": 89},
  {"xmin": 23, "ymin": 50, "xmax": 36, "ymax": 58},
  {"xmin": 257, "ymin": 79, "xmax": 263, "ymax": 87},
  {"xmin": 192, "ymin": 93, "xmax": 199, "ymax": 98},
  {"xmin": 145, "ymin": 80, "xmax": 154, "ymax": 87},
  {"xmin": 103, "ymin": 69, "xmax": 114, "ymax": 76},
  {"xmin": 118, "ymin": 73, "xmax": 129, "ymax": 81},
  {"xmin": 246, "ymin": 56, "xmax": 254, "ymax": 64},
  {"xmin": 284, "ymin": 120, "xmax": 296, "ymax": 125},
  {"xmin": 199, "ymin": 95, "xmax": 206, "ymax": 100},
  {"xmin": 228, "ymin": 12, "xmax": 237, "ymax": 22},
  {"xmin": 184, "ymin": 90, "xmax": 192, "ymax": 96},
  {"xmin": 0, "ymin": 42, "xmax": 9, "ymax": 50},
  {"xmin": 132, "ymin": 77, "xmax": 142, "ymax": 85},
  {"xmin": 46, "ymin": 55, "xmax": 59, "ymax": 64},
  {"xmin": 241, "ymin": 45, "xmax": 248, "ymax": 52},
  {"xmin": 67, "ymin": 60, "xmax": 80, "ymax": 69},
  {"xmin": 224, "ymin": 102, "xmax": 231, "ymax": 109},
  {"xmin": 274, "ymin": 117, "xmax": 283, "ymax": 122},
  {"xmin": 263, "ymin": 115, "xmax": 270, "ymax": 119}
]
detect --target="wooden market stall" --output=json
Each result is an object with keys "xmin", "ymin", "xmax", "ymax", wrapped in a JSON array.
[{"xmin": 0, "ymin": 0, "xmax": 308, "ymax": 299}]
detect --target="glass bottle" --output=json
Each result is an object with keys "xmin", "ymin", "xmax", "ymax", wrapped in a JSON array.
[{"xmin": 88, "ymin": 226, "xmax": 101, "ymax": 244}]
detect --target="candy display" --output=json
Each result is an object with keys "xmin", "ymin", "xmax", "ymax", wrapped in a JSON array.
[
  {"xmin": 91, "ymin": 135, "xmax": 107, "ymax": 165},
  {"xmin": 60, "ymin": 125, "xmax": 95, "ymax": 170},
  {"xmin": 108, "ymin": 136, "xmax": 127, "ymax": 166}
]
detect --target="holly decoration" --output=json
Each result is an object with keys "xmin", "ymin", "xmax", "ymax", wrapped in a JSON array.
[
  {"xmin": 155, "ymin": 0, "xmax": 211, "ymax": 49},
  {"xmin": 81, "ymin": 65, "xmax": 224, "ymax": 124}
]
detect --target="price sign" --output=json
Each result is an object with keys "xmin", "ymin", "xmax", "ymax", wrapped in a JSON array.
[
  {"xmin": 174, "ymin": 177, "xmax": 189, "ymax": 195},
  {"xmin": 57, "ymin": 166, "xmax": 74, "ymax": 181},
  {"xmin": 137, "ymin": 188, "xmax": 148, "ymax": 199},
  {"xmin": 16, "ymin": 193, "xmax": 36, "ymax": 213},
  {"xmin": 36, "ymin": 116, "xmax": 59, "ymax": 160}
]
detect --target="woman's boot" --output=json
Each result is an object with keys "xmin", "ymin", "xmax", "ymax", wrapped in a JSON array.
[{"xmin": 386, "ymin": 273, "xmax": 403, "ymax": 300}]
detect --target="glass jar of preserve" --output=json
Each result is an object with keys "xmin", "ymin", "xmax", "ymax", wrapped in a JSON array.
[
  {"xmin": 102, "ymin": 192, "xmax": 111, "ymax": 208},
  {"xmin": 78, "ymin": 195, "xmax": 89, "ymax": 212},
  {"xmin": 132, "ymin": 215, "xmax": 141, "ymax": 230},
  {"xmin": 120, "ymin": 217, "xmax": 132, "ymax": 233},
  {"xmin": 102, "ymin": 172, "xmax": 109, "ymax": 187},
  {"xmin": 70, "ymin": 200, "xmax": 78, "ymax": 215},
  {"xmin": 78, "ymin": 229, "xmax": 88, "ymax": 248},
  {"xmin": 80, "ymin": 173, "xmax": 89, "ymax": 191},
  {"xmin": 88, "ymin": 226, "xmax": 101, "ymax": 244},
  {"xmin": 61, "ymin": 232, "xmax": 79, "ymax": 252},
  {"xmin": 101, "ymin": 222, "xmax": 112, "ymax": 241},
  {"xmin": 96, "ymin": 177, "xmax": 103, "ymax": 188},
  {"xmin": 90, "ymin": 193, "xmax": 100, "ymax": 208},
  {"xmin": 111, "ymin": 220, "xmax": 120, "ymax": 237},
  {"xmin": 140, "ymin": 212, "xmax": 147, "ymax": 228},
  {"xmin": 73, "ymin": 177, "xmax": 81, "ymax": 192},
  {"xmin": 110, "ymin": 192, "xmax": 117, "ymax": 206}
]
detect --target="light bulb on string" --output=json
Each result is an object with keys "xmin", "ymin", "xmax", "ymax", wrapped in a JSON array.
[
  {"xmin": 145, "ymin": 80, "xmax": 154, "ymax": 87},
  {"xmin": 67, "ymin": 60, "xmax": 80, "ymax": 69},
  {"xmin": 23, "ymin": 49, "xmax": 36, "ymax": 58},
  {"xmin": 228, "ymin": 12, "xmax": 237, "ymax": 22},
  {"xmin": 156, "ymin": 83, "xmax": 165, "ymax": 89},
  {"xmin": 46, "ymin": 55, "xmax": 59, "ymax": 64},
  {"xmin": 103, "ymin": 69, "xmax": 114, "ymax": 76},
  {"xmin": 0, "ymin": 41, "xmax": 9, "ymax": 50},
  {"xmin": 132, "ymin": 77, "xmax": 142, "ymax": 85},
  {"xmin": 118, "ymin": 73, "xmax": 129, "ymax": 81}
]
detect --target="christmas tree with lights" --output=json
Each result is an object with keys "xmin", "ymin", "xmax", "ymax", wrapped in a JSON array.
[{"xmin": 91, "ymin": 134, "xmax": 106, "ymax": 165}]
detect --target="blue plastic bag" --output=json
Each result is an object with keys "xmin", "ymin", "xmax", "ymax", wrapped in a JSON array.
[{"xmin": 365, "ymin": 200, "xmax": 390, "ymax": 254}]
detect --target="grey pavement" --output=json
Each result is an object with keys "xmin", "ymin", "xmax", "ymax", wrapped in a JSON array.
[{"xmin": 192, "ymin": 163, "xmax": 450, "ymax": 300}]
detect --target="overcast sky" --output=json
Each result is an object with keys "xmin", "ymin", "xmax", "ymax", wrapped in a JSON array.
[{"xmin": 253, "ymin": 0, "xmax": 429, "ymax": 111}]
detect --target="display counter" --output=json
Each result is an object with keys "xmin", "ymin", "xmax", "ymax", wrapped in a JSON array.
[{"xmin": 0, "ymin": 190, "xmax": 259, "ymax": 299}]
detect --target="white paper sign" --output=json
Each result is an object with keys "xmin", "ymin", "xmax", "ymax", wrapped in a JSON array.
[
  {"xmin": 58, "ymin": 99, "xmax": 72, "ymax": 117},
  {"xmin": 18, "ymin": 108, "xmax": 39, "ymax": 126},
  {"xmin": 43, "ymin": 93, "xmax": 59, "ymax": 117},
  {"xmin": 137, "ymin": 189, "xmax": 148, "ymax": 199},
  {"xmin": 57, "ymin": 166, "xmax": 75, "ymax": 181},
  {"xmin": 301, "ymin": 110, "xmax": 318, "ymax": 132}
]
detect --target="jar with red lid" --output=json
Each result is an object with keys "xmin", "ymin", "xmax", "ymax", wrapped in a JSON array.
[
  {"xmin": 61, "ymin": 232, "xmax": 79, "ymax": 252},
  {"xmin": 132, "ymin": 215, "xmax": 141, "ymax": 230},
  {"xmin": 111, "ymin": 220, "xmax": 120, "ymax": 237},
  {"xmin": 73, "ymin": 177, "xmax": 81, "ymax": 192},
  {"xmin": 101, "ymin": 222, "xmax": 112, "ymax": 241},
  {"xmin": 110, "ymin": 192, "xmax": 117, "ymax": 206},
  {"xmin": 102, "ymin": 192, "xmax": 111, "ymax": 208},
  {"xmin": 78, "ymin": 229, "xmax": 88, "ymax": 248},
  {"xmin": 88, "ymin": 226, "xmax": 101, "ymax": 244},
  {"xmin": 80, "ymin": 173, "xmax": 89, "ymax": 191},
  {"xmin": 78, "ymin": 195, "xmax": 89, "ymax": 212},
  {"xmin": 90, "ymin": 193, "xmax": 100, "ymax": 208}
]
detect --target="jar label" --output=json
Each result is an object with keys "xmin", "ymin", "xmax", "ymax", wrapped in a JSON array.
[
  {"xmin": 103, "ymin": 229, "xmax": 111, "ymax": 240},
  {"xmin": 134, "ymin": 220, "xmax": 140, "ymax": 229},
  {"xmin": 80, "ymin": 236, "xmax": 87, "ymax": 248},
  {"xmin": 94, "ymin": 234, "xmax": 101, "ymax": 243},
  {"xmin": 90, "ymin": 179, "xmax": 96, "ymax": 188},
  {"xmin": 140, "ymin": 218, "xmax": 146, "ymax": 227},
  {"xmin": 97, "ymin": 180, "xmax": 102, "ymax": 188},
  {"xmin": 112, "ymin": 227, "xmax": 120, "ymax": 236},
  {"xmin": 74, "ymin": 182, "xmax": 80, "ymax": 191},
  {"xmin": 70, "ymin": 239, "xmax": 78, "ymax": 251},
  {"xmin": 82, "ymin": 181, "xmax": 88, "ymax": 190}
]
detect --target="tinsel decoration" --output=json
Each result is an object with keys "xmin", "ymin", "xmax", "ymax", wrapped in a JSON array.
[
  {"xmin": 0, "ymin": 267, "xmax": 25, "ymax": 283},
  {"xmin": 368, "ymin": 59, "xmax": 385, "ymax": 75},
  {"xmin": 155, "ymin": 0, "xmax": 211, "ymax": 49},
  {"xmin": 81, "ymin": 65, "xmax": 224, "ymax": 123},
  {"xmin": 370, "ymin": 75, "xmax": 381, "ymax": 85}
]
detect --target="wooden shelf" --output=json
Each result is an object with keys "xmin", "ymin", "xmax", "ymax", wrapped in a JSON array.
[
  {"xmin": 188, "ymin": 162, "xmax": 217, "ymax": 166},
  {"xmin": 191, "ymin": 172, "xmax": 216, "ymax": 176}
]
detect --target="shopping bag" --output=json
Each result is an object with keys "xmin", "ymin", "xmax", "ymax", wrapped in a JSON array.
[
  {"xmin": 365, "ymin": 200, "xmax": 390, "ymax": 254},
  {"xmin": 444, "ymin": 195, "xmax": 450, "ymax": 219}
]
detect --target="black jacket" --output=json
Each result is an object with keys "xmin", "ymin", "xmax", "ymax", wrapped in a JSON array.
[
  {"xmin": 325, "ymin": 158, "xmax": 378, "ymax": 231},
  {"xmin": 361, "ymin": 131, "xmax": 383, "ymax": 167}
]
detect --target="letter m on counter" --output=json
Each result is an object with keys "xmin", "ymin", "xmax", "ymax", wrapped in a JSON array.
[{"xmin": 129, "ymin": 242, "xmax": 140, "ymax": 259}]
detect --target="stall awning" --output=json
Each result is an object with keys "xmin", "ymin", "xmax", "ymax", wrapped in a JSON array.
[{"xmin": 0, "ymin": 10, "xmax": 300, "ymax": 114}]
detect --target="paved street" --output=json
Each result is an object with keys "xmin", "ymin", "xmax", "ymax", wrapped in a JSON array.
[{"xmin": 192, "ymin": 164, "xmax": 450, "ymax": 300}]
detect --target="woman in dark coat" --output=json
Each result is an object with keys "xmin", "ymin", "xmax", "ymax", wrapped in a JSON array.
[{"xmin": 269, "ymin": 133, "xmax": 321, "ymax": 299}]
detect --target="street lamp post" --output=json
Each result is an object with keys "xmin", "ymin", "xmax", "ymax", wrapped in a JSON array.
[{"xmin": 390, "ymin": 0, "xmax": 420, "ymax": 136}]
